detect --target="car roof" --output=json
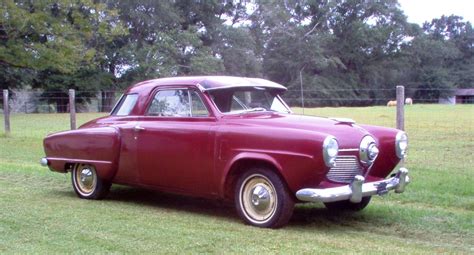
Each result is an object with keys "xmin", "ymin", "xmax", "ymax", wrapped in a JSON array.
[{"xmin": 126, "ymin": 76, "xmax": 287, "ymax": 94}]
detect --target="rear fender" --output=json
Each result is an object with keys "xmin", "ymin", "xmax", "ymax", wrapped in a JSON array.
[{"xmin": 43, "ymin": 127, "xmax": 121, "ymax": 181}]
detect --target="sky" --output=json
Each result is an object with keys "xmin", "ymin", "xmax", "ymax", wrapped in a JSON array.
[{"xmin": 398, "ymin": 0, "xmax": 474, "ymax": 25}]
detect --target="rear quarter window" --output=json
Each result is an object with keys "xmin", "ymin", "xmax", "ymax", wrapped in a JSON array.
[{"xmin": 111, "ymin": 94, "xmax": 138, "ymax": 116}]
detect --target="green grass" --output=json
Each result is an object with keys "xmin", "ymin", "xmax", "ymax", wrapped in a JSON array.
[{"xmin": 0, "ymin": 105, "xmax": 473, "ymax": 253}]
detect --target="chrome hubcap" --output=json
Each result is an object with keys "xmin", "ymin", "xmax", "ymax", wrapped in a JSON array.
[
  {"xmin": 74, "ymin": 164, "xmax": 97, "ymax": 195},
  {"xmin": 240, "ymin": 174, "xmax": 277, "ymax": 223},
  {"xmin": 80, "ymin": 168, "xmax": 94, "ymax": 188},
  {"xmin": 250, "ymin": 185, "xmax": 271, "ymax": 212}
]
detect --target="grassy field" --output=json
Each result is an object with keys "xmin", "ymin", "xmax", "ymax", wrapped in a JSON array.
[{"xmin": 0, "ymin": 105, "xmax": 473, "ymax": 253}]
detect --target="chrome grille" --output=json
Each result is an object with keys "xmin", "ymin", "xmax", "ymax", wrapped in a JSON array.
[{"xmin": 326, "ymin": 155, "xmax": 363, "ymax": 183}]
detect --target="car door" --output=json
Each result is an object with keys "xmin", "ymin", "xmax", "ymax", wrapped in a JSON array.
[
  {"xmin": 136, "ymin": 88, "xmax": 217, "ymax": 196},
  {"xmin": 108, "ymin": 94, "xmax": 141, "ymax": 185}
]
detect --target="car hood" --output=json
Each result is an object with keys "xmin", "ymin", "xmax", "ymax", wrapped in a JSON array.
[{"xmin": 223, "ymin": 113, "xmax": 370, "ymax": 149}]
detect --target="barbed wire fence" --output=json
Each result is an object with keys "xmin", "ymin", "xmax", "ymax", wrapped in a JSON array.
[
  {"xmin": 0, "ymin": 86, "xmax": 473, "ymax": 134},
  {"xmin": 283, "ymin": 87, "xmax": 464, "ymax": 106},
  {"xmin": 0, "ymin": 87, "xmax": 465, "ymax": 114},
  {"xmin": 0, "ymin": 90, "xmax": 120, "ymax": 114}
]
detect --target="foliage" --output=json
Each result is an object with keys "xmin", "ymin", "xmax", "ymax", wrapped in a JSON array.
[
  {"xmin": 0, "ymin": 0, "xmax": 126, "ymax": 74},
  {"xmin": 1, "ymin": 0, "xmax": 473, "ymax": 107},
  {"xmin": 414, "ymin": 15, "xmax": 474, "ymax": 97}
]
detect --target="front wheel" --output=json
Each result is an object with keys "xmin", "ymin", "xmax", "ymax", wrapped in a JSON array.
[
  {"xmin": 72, "ymin": 163, "xmax": 111, "ymax": 200},
  {"xmin": 324, "ymin": 196, "xmax": 371, "ymax": 212},
  {"xmin": 235, "ymin": 168, "xmax": 294, "ymax": 228}
]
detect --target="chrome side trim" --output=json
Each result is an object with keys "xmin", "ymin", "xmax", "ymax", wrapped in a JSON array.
[
  {"xmin": 296, "ymin": 168, "xmax": 410, "ymax": 203},
  {"xmin": 40, "ymin": 157, "xmax": 113, "ymax": 165},
  {"xmin": 196, "ymin": 83, "xmax": 206, "ymax": 92}
]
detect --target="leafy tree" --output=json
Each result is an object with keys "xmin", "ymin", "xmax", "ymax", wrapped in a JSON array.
[
  {"xmin": 405, "ymin": 15, "xmax": 473, "ymax": 100},
  {"xmin": 249, "ymin": 0, "xmax": 413, "ymax": 106},
  {"xmin": 213, "ymin": 26, "xmax": 261, "ymax": 77},
  {"xmin": 424, "ymin": 16, "xmax": 474, "ymax": 89},
  {"xmin": 2, "ymin": 0, "xmax": 472, "ymax": 109},
  {"xmin": 0, "ymin": 0, "xmax": 126, "ymax": 111}
]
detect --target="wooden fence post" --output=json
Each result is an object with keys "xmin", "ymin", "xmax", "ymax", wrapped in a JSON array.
[
  {"xmin": 396, "ymin": 85, "xmax": 405, "ymax": 131},
  {"xmin": 69, "ymin": 89, "xmax": 76, "ymax": 130},
  {"xmin": 3, "ymin": 90, "xmax": 10, "ymax": 135}
]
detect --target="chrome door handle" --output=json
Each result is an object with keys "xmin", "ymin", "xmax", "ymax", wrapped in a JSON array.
[{"xmin": 134, "ymin": 125, "xmax": 145, "ymax": 131}]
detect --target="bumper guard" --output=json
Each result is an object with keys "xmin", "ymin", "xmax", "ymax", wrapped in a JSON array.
[{"xmin": 296, "ymin": 168, "xmax": 409, "ymax": 203}]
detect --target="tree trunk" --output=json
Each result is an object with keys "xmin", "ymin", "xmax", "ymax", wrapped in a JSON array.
[
  {"xmin": 56, "ymin": 97, "xmax": 68, "ymax": 113},
  {"xmin": 100, "ymin": 90, "xmax": 116, "ymax": 112}
]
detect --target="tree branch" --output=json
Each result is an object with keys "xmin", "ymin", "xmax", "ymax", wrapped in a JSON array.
[
  {"xmin": 0, "ymin": 59, "xmax": 30, "ymax": 69},
  {"xmin": 304, "ymin": 22, "xmax": 319, "ymax": 38}
]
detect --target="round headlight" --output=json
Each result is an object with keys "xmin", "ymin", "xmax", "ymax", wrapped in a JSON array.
[
  {"xmin": 368, "ymin": 143, "xmax": 379, "ymax": 160},
  {"xmin": 360, "ymin": 136, "xmax": 378, "ymax": 166},
  {"xmin": 323, "ymin": 136, "xmax": 339, "ymax": 168},
  {"xmin": 396, "ymin": 131, "xmax": 408, "ymax": 159}
]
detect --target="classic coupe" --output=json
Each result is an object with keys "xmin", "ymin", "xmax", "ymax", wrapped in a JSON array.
[{"xmin": 41, "ymin": 76, "xmax": 409, "ymax": 228}]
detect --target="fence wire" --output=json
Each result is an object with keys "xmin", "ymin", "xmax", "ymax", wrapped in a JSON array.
[
  {"xmin": 0, "ymin": 90, "xmax": 119, "ymax": 114},
  {"xmin": 1, "ymin": 88, "xmax": 471, "ymax": 114}
]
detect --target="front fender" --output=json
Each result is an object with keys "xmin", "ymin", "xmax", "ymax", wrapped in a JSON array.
[
  {"xmin": 359, "ymin": 124, "xmax": 401, "ymax": 178},
  {"xmin": 217, "ymin": 126, "xmax": 331, "ymax": 197}
]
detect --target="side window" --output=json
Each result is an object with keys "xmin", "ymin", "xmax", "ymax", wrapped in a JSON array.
[
  {"xmin": 190, "ymin": 91, "xmax": 210, "ymax": 117},
  {"xmin": 112, "ymin": 94, "xmax": 138, "ymax": 116},
  {"xmin": 147, "ymin": 89, "xmax": 209, "ymax": 117},
  {"xmin": 148, "ymin": 89, "xmax": 189, "ymax": 116}
]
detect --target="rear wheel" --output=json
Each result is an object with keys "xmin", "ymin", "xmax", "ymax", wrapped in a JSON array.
[
  {"xmin": 71, "ymin": 163, "xmax": 111, "ymax": 200},
  {"xmin": 235, "ymin": 167, "xmax": 294, "ymax": 228},
  {"xmin": 324, "ymin": 196, "xmax": 371, "ymax": 212}
]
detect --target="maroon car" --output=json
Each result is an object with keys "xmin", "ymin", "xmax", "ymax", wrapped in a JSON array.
[{"xmin": 41, "ymin": 76, "xmax": 409, "ymax": 228}]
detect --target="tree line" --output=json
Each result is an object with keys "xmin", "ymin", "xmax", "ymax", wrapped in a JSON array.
[{"xmin": 1, "ymin": 0, "xmax": 473, "ymax": 111}]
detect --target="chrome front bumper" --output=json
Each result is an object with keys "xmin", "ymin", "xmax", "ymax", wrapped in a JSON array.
[{"xmin": 296, "ymin": 168, "xmax": 410, "ymax": 203}]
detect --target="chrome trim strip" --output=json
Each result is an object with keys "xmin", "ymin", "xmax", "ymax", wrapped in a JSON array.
[
  {"xmin": 338, "ymin": 148, "xmax": 358, "ymax": 152},
  {"xmin": 329, "ymin": 117, "xmax": 356, "ymax": 124},
  {"xmin": 42, "ymin": 157, "xmax": 113, "ymax": 165},
  {"xmin": 195, "ymin": 83, "xmax": 206, "ymax": 92},
  {"xmin": 296, "ymin": 168, "xmax": 410, "ymax": 203}
]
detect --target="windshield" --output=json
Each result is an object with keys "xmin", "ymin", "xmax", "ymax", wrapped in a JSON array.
[{"xmin": 208, "ymin": 87, "xmax": 291, "ymax": 114}]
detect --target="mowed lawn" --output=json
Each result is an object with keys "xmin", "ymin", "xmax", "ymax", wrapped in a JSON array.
[{"xmin": 0, "ymin": 105, "xmax": 473, "ymax": 253}]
